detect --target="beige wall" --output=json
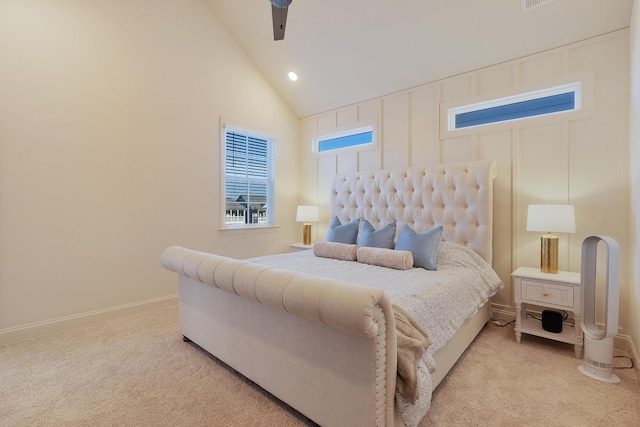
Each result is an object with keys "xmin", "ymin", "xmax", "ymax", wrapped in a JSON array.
[
  {"xmin": 0, "ymin": 0, "xmax": 299, "ymax": 344},
  {"xmin": 629, "ymin": 0, "xmax": 640, "ymax": 368},
  {"xmin": 300, "ymin": 30, "xmax": 636, "ymax": 353}
]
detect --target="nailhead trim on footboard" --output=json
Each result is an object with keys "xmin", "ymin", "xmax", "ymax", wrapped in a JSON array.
[{"xmin": 373, "ymin": 303, "xmax": 393, "ymax": 426}]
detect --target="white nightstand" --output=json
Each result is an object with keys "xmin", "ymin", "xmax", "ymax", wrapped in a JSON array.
[
  {"xmin": 289, "ymin": 243, "xmax": 313, "ymax": 253},
  {"xmin": 512, "ymin": 266, "xmax": 583, "ymax": 358}
]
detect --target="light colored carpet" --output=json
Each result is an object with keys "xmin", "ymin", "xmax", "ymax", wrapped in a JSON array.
[
  {"xmin": 423, "ymin": 320, "xmax": 639, "ymax": 426},
  {"xmin": 1, "ymin": 304, "xmax": 637, "ymax": 426}
]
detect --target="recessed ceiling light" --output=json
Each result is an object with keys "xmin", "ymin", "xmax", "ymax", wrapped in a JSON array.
[{"xmin": 288, "ymin": 71, "xmax": 298, "ymax": 81}]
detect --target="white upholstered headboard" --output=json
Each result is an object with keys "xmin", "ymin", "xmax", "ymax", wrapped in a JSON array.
[{"xmin": 329, "ymin": 160, "xmax": 498, "ymax": 264}]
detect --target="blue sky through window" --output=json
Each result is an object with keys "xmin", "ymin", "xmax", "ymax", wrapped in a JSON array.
[
  {"xmin": 318, "ymin": 131, "xmax": 373, "ymax": 152},
  {"xmin": 455, "ymin": 92, "xmax": 576, "ymax": 129}
]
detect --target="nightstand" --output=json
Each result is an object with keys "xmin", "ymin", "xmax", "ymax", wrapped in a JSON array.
[
  {"xmin": 512, "ymin": 267, "xmax": 583, "ymax": 358},
  {"xmin": 289, "ymin": 243, "xmax": 313, "ymax": 252}
]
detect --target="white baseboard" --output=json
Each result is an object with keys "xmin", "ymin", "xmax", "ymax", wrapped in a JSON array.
[
  {"xmin": 0, "ymin": 295, "xmax": 178, "ymax": 347},
  {"xmin": 490, "ymin": 307, "xmax": 516, "ymax": 323},
  {"xmin": 632, "ymin": 338, "xmax": 640, "ymax": 373},
  {"xmin": 614, "ymin": 334, "xmax": 639, "ymax": 372}
]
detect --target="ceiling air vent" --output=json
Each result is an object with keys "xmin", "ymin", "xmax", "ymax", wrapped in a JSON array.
[{"xmin": 522, "ymin": 0, "xmax": 557, "ymax": 12}]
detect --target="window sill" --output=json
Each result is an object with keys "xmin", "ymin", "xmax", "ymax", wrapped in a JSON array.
[{"xmin": 218, "ymin": 224, "xmax": 280, "ymax": 235}]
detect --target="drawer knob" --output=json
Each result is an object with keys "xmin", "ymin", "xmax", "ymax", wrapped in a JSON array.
[{"xmin": 542, "ymin": 291, "xmax": 550, "ymax": 296}]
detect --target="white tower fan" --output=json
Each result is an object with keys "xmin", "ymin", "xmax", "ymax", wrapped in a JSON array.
[{"xmin": 577, "ymin": 235, "xmax": 620, "ymax": 383}]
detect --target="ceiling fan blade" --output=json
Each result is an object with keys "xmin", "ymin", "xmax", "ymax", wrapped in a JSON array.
[{"xmin": 271, "ymin": 4, "xmax": 288, "ymax": 41}]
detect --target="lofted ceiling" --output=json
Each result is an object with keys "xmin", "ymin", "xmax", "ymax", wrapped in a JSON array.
[{"xmin": 204, "ymin": 0, "xmax": 633, "ymax": 118}]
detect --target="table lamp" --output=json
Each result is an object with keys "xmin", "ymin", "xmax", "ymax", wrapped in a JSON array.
[
  {"xmin": 526, "ymin": 204, "xmax": 576, "ymax": 274},
  {"xmin": 296, "ymin": 205, "xmax": 319, "ymax": 245}
]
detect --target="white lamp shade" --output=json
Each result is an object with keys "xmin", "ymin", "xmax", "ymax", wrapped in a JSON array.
[
  {"xmin": 296, "ymin": 205, "xmax": 319, "ymax": 222},
  {"xmin": 526, "ymin": 204, "xmax": 576, "ymax": 233}
]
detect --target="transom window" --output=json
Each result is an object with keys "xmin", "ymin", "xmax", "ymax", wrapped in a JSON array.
[
  {"xmin": 448, "ymin": 82, "xmax": 581, "ymax": 131},
  {"xmin": 223, "ymin": 126, "xmax": 275, "ymax": 227},
  {"xmin": 313, "ymin": 124, "xmax": 376, "ymax": 153}
]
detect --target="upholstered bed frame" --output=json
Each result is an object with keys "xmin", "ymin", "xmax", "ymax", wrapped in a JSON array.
[{"xmin": 161, "ymin": 160, "xmax": 497, "ymax": 426}]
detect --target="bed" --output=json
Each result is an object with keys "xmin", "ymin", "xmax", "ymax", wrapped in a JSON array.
[{"xmin": 160, "ymin": 159, "xmax": 502, "ymax": 426}]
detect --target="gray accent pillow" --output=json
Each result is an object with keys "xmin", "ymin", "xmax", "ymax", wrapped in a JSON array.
[
  {"xmin": 357, "ymin": 220, "xmax": 396, "ymax": 249},
  {"xmin": 325, "ymin": 217, "xmax": 360, "ymax": 244},
  {"xmin": 394, "ymin": 225, "xmax": 443, "ymax": 270}
]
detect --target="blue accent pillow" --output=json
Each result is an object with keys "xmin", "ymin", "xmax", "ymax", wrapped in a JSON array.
[
  {"xmin": 325, "ymin": 217, "xmax": 360, "ymax": 244},
  {"xmin": 394, "ymin": 225, "xmax": 443, "ymax": 270},
  {"xmin": 357, "ymin": 220, "xmax": 396, "ymax": 249}
]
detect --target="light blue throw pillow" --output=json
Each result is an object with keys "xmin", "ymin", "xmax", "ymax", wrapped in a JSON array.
[
  {"xmin": 357, "ymin": 220, "xmax": 396, "ymax": 249},
  {"xmin": 325, "ymin": 217, "xmax": 360, "ymax": 244},
  {"xmin": 394, "ymin": 224, "xmax": 443, "ymax": 270}
]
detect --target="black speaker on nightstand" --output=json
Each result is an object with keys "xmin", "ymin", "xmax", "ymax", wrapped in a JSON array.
[{"xmin": 542, "ymin": 310, "xmax": 563, "ymax": 333}]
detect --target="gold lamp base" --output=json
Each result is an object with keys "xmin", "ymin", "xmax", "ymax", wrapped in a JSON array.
[
  {"xmin": 302, "ymin": 223, "xmax": 312, "ymax": 245},
  {"xmin": 540, "ymin": 233, "xmax": 559, "ymax": 274}
]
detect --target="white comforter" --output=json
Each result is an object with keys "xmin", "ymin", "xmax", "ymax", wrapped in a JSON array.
[{"xmin": 250, "ymin": 242, "xmax": 503, "ymax": 426}]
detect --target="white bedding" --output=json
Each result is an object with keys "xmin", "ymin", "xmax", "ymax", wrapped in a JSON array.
[{"xmin": 250, "ymin": 242, "xmax": 503, "ymax": 426}]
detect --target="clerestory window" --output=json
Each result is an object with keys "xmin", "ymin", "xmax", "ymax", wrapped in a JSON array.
[
  {"xmin": 447, "ymin": 82, "xmax": 581, "ymax": 131},
  {"xmin": 312, "ymin": 123, "xmax": 376, "ymax": 153}
]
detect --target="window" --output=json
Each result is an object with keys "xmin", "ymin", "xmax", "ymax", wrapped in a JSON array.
[
  {"xmin": 448, "ymin": 82, "xmax": 581, "ymax": 131},
  {"xmin": 223, "ymin": 126, "xmax": 274, "ymax": 227},
  {"xmin": 313, "ymin": 124, "xmax": 376, "ymax": 153}
]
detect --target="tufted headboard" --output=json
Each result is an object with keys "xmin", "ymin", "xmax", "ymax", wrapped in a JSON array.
[{"xmin": 329, "ymin": 160, "xmax": 498, "ymax": 264}]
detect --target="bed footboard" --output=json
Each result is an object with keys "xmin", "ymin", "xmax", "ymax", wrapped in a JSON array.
[{"xmin": 161, "ymin": 246, "xmax": 399, "ymax": 427}]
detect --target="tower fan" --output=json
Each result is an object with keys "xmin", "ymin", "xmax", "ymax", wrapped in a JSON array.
[{"xmin": 577, "ymin": 235, "xmax": 620, "ymax": 383}]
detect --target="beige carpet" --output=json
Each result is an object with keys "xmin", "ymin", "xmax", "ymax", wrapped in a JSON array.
[
  {"xmin": 424, "ymin": 321, "xmax": 639, "ymax": 426},
  {"xmin": 1, "ymin": 304, "xmax": 638, "ymax": 426}
]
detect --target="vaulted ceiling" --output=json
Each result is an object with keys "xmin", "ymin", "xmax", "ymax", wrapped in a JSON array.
[{"xmin": 204, "ymin": 0, "xmax": 633, "ymax": 118}]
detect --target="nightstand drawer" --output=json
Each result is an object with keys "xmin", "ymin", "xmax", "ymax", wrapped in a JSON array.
[{"xmin": 520, "ymin": 279, "xmax": 574, "ymax": 308}]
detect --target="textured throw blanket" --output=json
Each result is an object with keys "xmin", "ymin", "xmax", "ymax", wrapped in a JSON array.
[{"xmin": 392, "ymin": 304, "xmax": 431, "ymax": 404}]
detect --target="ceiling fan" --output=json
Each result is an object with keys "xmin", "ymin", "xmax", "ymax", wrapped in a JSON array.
[{"xmin": 270, "ymin": 0, "xmax": 292, "ymax": 41}]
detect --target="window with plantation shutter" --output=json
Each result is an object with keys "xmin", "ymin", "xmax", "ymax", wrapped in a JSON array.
[{"xmin": 223, "ymin": 126, "xmax": 274, "ymax": 227}]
